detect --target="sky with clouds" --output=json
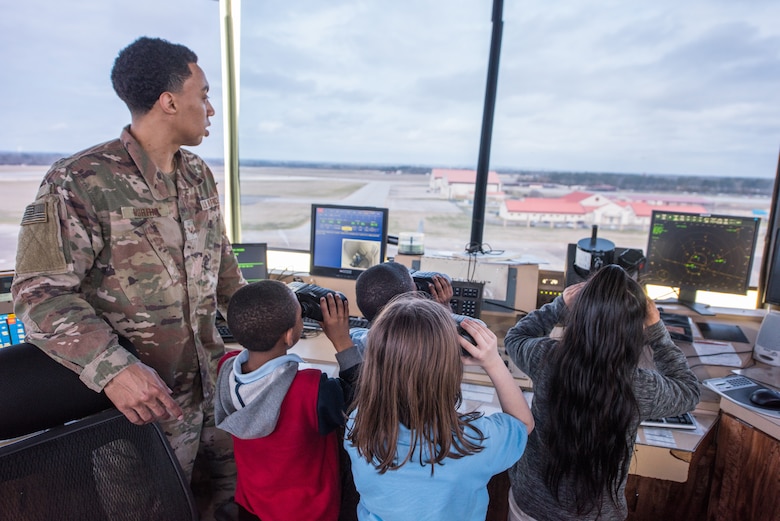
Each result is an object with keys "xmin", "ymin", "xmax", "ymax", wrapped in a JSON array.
[{"xmin": 2, "ymin": 0, "xmax": 779, "ymax": 178}]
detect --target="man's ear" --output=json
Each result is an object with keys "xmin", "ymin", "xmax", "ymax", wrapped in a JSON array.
[{"xmin": 158, "ymin": 91, "xmax": 177, "ymax": 115}]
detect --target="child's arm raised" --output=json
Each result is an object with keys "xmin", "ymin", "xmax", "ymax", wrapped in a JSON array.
[
  {"xmin": 315, "ymin": 294, "xmax": 362, "ymax": 433},
  {"xmin": 319, "ymin": 293, "xmax": 356, "ymax": 353},
  {"xmin": 460, "ymin": 319, "xmax": 534, "ymax": 434}
]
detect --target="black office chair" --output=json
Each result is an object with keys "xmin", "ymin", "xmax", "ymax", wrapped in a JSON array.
[{"xmin": 0, "ymin": 342, "xmax": 199, "ymax": 521}]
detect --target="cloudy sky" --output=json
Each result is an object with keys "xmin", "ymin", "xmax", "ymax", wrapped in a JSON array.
[{"xmin": 2, "ymin": 0, "xmax": 779, "ymax": 178}]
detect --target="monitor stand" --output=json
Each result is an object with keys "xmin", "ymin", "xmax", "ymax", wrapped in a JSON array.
[{"xmin": 656, "ymin": 287, "xmax": 715, "ymax": 316}]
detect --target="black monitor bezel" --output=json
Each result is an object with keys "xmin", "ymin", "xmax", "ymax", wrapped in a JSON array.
[
  {"xmin": 309, "ymin": 203, "xmax": 389, "ymax": 280},
  {"xmin": 642, "ymin": 210, "xmax": 760, "ymax": 300},
  {"xmin": 231, "ymin": 242, "xmax": 269, "ymax": 283},
  {"xmin": 764, "ymin": 228, "xmax": 780, "ymax": 306}
]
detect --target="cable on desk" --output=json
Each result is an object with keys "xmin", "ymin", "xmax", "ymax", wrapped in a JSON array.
[
  {"xmin": 685, "ymin": 350, "xmax": 753, "ymax": 360},
  {"xmin": 482, "ymin": 300, "xmax": 529, "ymax": 316},
  {"xmin": 685, "ymin": 350, "xmax": 754, "ymax": 372},
  {"xmin": 270, "ymin": 268, "xmax": 292, "ymax": 281},
  {"xmin": 269, "ymin": 269, "xmax": 308, "ymax": 282},
  {"xmin": 461, "ymin": 243, "xmax": 506, "ymax": 282}
]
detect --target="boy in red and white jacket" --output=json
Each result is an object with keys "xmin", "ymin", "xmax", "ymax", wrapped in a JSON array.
[{"xmin": 215, "ymin": 280, "xmax": 361, "ymax": 521}]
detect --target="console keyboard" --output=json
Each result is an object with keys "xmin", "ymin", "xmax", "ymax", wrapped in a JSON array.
[
  {"xmin": 640, "ymin": 411, "xmax": 697, "ymax": 430},
  {"xmin": 303, "ymin": 316, "xmax": 371, "ymax": 331},
  {"xmin": 217, "ymin": 323, "xmax": 234, "ymax": 342}
]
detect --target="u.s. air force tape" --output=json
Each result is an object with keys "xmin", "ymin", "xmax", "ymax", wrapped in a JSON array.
[{"xmin": 200, "ymin": 196, "xmax": 219, "ymax": 210}]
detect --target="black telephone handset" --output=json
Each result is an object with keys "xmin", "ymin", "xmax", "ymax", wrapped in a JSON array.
[
  {"xmin": 288, "ymin": 281, "xmax": 347, "ymax": 321},
  {"xmin": 457, "ymin": 325, "xmax": 478, "ymax": 357},
  {"xmin": 453, "ymin": 314, "xmax": 484, "ymax": 357}
]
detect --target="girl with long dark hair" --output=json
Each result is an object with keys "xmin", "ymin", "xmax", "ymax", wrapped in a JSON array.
[
  {"xmin": 504, "ymin": 265, "xmax": 700, "ymax": 520},
  {"xmin": 345, "ymin": 293, "xmax": 534, "ymax": 521}
]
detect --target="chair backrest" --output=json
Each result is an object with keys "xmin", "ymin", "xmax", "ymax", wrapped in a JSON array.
[
  {"xmin": 0, "ymin": 408, "xmax": 198, "ymax": 521},
  {"xmin": 0, "ymin": 342, "xmax": 116, "ymax": 439},
  {"xmin": 0, "ymin": 341, "xmax": 198, "ymax": 520}
]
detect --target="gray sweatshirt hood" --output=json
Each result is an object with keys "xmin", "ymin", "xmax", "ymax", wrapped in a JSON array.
[{"xmin": 215, "ymin": 352, "xmax": 304, "ymax": 439}]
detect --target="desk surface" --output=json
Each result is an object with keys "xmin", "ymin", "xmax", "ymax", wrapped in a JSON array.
[{"xmin": 655, "ymin": 304, "xmax": 780, "ymax": 440}]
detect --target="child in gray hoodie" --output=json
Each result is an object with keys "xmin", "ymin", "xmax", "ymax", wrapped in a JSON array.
[{"xmin": 215, "ymin": 279, "xmax": 362, "ymax": 521}]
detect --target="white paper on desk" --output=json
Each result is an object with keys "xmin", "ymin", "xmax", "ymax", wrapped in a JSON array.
[
  {"xmin": 459, "ymin": 401, "xmax": 503, "ymax": 417},
  {"xmin": 461, "ymin": 382, "xmax": 496, "ymax": 403},
  {"xmin": 640, "ymin": 428, "xmax": 678, "ymax": 448},
  {"xmin": 299, "ymin": 362, "xmax": 338, "ymax": 377},
  {"xmin": 692, "ymin": 341, "xmax": 741, "ymax": 367},
  {"xmin": 459, "ymin": 383, "xmax": 502, "ymax": 416}
]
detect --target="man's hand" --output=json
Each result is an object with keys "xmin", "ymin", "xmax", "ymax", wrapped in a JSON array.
[
  {"xmin": 319, "ymin": 293, "xmax": 354, "ymax": 352},
  {"xmin": 428, "ymin": 274, "xmax": 454, "ymax": 307},
  {"xmin": 103, "ymin": 363, "xmax": 183, "ymax": 425}
]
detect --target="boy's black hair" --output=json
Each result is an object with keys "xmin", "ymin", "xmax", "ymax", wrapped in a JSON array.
[
  {"xmin": 227, "ymin": 280, "xmax": 299, "ymax": 352},
  {"xmin": 355, "ymin": 262, "xmax": 416, "ymax": 322}
]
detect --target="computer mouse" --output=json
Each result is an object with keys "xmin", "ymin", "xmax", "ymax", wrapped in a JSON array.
[{"xmin": 749, "ymin": 388, "xmax": 780, "ymax": 410}]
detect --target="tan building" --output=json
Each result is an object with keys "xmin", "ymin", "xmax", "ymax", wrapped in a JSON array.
[{"xmin": 430, "ymin": 168, "xmax": 504, "ymax": 201}]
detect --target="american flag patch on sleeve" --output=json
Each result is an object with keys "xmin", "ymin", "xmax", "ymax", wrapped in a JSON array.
[{"xmin": 21, "ymin": 203, "xmax": 48, "ymax": 225}]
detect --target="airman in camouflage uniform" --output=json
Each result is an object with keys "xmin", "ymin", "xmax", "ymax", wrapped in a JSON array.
[{"xmin": 11, "ymin": 37, "xmax": 244, "ymax": 520}]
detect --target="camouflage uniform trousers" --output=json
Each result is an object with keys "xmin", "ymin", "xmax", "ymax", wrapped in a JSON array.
[{"xmin": 161, "ymin": 369, "xmax": 237, "ymax": 521}]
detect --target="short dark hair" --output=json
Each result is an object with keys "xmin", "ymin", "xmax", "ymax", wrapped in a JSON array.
[
  {"xmin": 111, "ymin": 36, "xmax": 198, "ymax": 115},
  {"xmin": 227, "ymin": 280, "xmax": 299, "ymax": 352},
  {"xmin": 355, "ymin": 262, "xmax": 416, "ymax": 321}
]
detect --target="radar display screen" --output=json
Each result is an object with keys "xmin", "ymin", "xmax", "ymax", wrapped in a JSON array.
[
  {"xmin": 643, "ymin": 211, "xmax": 760, "ymax": 295},
  {"xmin": 309, "ymin": 204, "xmax": 389, "ymax": 280}
]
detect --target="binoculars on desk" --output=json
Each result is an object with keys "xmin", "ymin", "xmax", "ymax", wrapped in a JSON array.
[{"xmin": 288, "ymin": 281, "xmax": 347, "ymax": 322}]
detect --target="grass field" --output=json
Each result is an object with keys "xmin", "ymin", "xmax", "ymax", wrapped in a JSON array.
[{"xmin": 0, "ymin": 165, "xmax": 769, "ymax": 286}]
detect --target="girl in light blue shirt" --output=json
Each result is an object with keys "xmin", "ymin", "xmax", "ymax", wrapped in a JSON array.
[{"xmin": 344, "ymin": 293, "xmax": 534, "ymax": 521}]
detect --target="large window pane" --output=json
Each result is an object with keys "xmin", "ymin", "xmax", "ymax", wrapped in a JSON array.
[
  {"xmin": 237, "ymin": 1, "xmax": 491, "ymax": 253},
  {"xmin": 236, "ymin": 2, "xmax": 777, "ymax": 299},
  {"xmin": 1, "ymin": 0, "xmax": 223, "ymax": 269}
]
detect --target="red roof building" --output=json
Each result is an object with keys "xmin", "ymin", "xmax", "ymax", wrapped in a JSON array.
[{"xmin": 500, "ymin": 191, "xmax": 712, "ymax": 229}]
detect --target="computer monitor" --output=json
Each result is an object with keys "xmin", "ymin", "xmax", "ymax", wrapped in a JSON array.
[
  {"xmin": 309, "ymin": 204, "xmax": 389, "ymax": 279},
  {"xmin": 642, "ymin": 210, "xmax": 760, "ymax": 315},
  {"xmin": 0, "ymin": 271, "xmax": 13, "ymax": 314},
  {"xmin": 231, "ymin": 243, "xmax": 268, "ymax": 283},
  {"xmin": 764, "ymin": 228, "xmax": 780, "ymax": 306}
]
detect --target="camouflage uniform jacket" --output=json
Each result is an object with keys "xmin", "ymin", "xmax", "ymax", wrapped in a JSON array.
[{"xmin": 12, "ymin": 126, "xmax": 245, "ymax": 404}]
